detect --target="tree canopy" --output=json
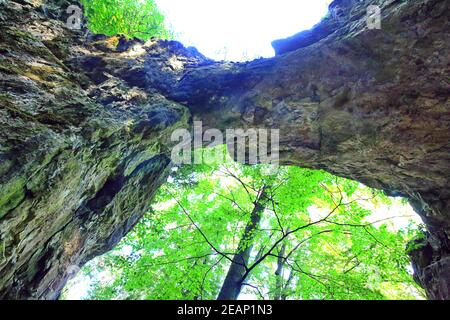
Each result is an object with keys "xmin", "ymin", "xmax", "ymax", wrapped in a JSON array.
[
  {"xmin": 64, "ymin": 147, "xmax": 425, "ymax": 300},
  {"xmin": 81, "ymin": 0, "xmax": 172, "ymax": 40}
]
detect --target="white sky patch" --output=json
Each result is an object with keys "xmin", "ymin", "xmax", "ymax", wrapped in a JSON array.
[
  {"xmin": 155, "ymin": 0, "xmax": 333, "ymax": 61},
  {"xmin": 152, "ymin": 198, "xmax": 177, "ymax": 211},
  {"xmin": 64, "ymin": 274, "xmax": 91, "ymax": 300},
  {"xmin": 63, "ymin": 258, "xmax": 117, "ymax": 300},
  {"xmin": 308, "ymin": 195, "xmax": 422, "ymax": 232},
  {"xmin": 121, "ymin": 245, "xmax": 134, "ymax": 256},
  {"xmin": 363, "ymin": 197, "xmax": 423, "ymax": 231},
  {"xmin": 164, "ymin": 221, "xmax": 178, "ymax": 231}
]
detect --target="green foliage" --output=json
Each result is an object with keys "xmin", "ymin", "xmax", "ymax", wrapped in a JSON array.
[
  {"xmin": 81, "ymin": 0, "xmax": 172, "ymax": 40},
  {"xmin": 75, "ymin": 146, "xmax": 425, "ymax": 300}
]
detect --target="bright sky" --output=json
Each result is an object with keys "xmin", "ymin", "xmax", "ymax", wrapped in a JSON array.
[{"xmin": 154, "ymin": 0, "xmax": 333, "ymax": 61}]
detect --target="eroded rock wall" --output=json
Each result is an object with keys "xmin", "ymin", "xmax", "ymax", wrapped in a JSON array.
[{"xmin": 0, "ymin": 0, "xmax": 195, "ymax": 299}]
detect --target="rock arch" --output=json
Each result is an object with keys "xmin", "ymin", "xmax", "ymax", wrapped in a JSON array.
[{"xmin": 0, "ymin": 0, "xmax": 448, "ymax": 299}]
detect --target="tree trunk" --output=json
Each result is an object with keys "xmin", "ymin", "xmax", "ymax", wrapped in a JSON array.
[
  {"xmin": 217, "ymin": 188, "xmax": 267, "ymax": 300},
  {"xmin": 0, "ymin": 0, "xmax": 449, "ymax": 299},
  {"xmin": 273, "ymin": 240, "xmax": 287, "ymax": 300},
  {"xmin": 281, "ymin": 269, "xmax": 294, "ymax": 300}
]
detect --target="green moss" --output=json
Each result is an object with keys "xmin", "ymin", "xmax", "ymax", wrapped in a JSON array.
[
  {"xmin": 0, "ymin": 177, "xmax": 26, "ymax": 219},
  {"xmin": 0, "ymin": 61, "xmax": 28, "ymax": 77},
  {"xmin": 406, "ymin": 233, "xmax": 428, "ymax": 255},
  {"xmin": 2, "ymin": 103, "xmax": 37, "ymax": 123},
  {"xmin": 333, "ymin": 88, "xmax": 351, "ymax": 109}
]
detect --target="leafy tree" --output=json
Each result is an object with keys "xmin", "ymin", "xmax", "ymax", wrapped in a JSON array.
[
  {"xmin": 81, "ymin": 0, "xmax": 172, "ymax": 40},
  {"xmin": 77, "ymin": 147, "xmax": 424, "ymax": 300}
]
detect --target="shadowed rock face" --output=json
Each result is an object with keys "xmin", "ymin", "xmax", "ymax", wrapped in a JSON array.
[
  {"xmin": 272, "ymin": 0, "xmax": 355, "ymax": 55},
  {"xmin": 0, "ymin": 0, "xmax": 449, "ymax": 299}
]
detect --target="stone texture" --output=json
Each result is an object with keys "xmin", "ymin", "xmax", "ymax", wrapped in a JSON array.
[
  {"xmin": 0, "ymin": 0, "xmax": 190, "ymax": 299},
  {"xmin": 0, "ymin": 0, "xmax": 449, "ymax": 299}
]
